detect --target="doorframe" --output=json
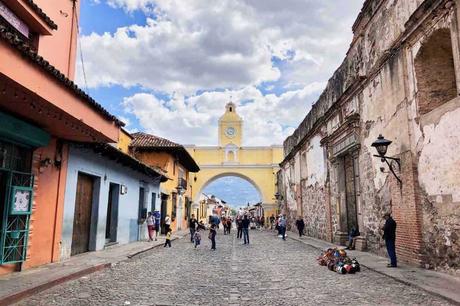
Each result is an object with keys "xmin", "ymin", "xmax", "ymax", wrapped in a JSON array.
[
  {"xmin": 105, "ymin": 183, "xmax": 119, "ymax": 244},
  {"xmin": 71, "ymin": 172, "xmax": 100, "ymax": 256}
]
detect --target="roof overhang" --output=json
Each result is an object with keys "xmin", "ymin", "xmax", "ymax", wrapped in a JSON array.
[
  {"xmin": 0, "ymin": 32, "xmax": 121, "ymax": 143},
  {"xmin": 83, "ymin": 143, "xmax": 169, "ymax": 182},
  {"xmin": 2, "ymin": 0, "xmax": 57, "ymax": 35}
]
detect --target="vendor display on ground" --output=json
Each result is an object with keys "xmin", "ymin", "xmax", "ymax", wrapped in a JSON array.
[{"xmin": 317, "ymin": 248, "xmax": 361, "ymax": 274}]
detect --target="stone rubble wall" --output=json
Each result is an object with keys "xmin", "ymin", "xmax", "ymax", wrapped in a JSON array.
[{"xmin": 280, "ymin": 0, "xmax": 460, "ymax": 273}]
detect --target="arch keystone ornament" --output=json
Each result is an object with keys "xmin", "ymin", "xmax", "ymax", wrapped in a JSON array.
[{"xmin": 185, "ymin": 102, "xmax": 283, "ymax": 216}]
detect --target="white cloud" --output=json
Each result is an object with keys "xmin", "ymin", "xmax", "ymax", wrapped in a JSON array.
[
  {"xmin": 122, "ymin": 83, "xmax": 325, "ymax": 146},
  {"xmin": 81, "ymin": 0, "xmax": 364, "ymax": 145},
  {"xmin": 80, "ymin": 0, "xmax": 362, "ymax": 93}
]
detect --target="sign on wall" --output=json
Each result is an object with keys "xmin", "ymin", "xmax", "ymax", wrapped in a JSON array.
[{"xmin": 10, "ymin": 186, "xmax": 33, "ymax": 215}]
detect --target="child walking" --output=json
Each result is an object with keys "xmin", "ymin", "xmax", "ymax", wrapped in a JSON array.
[
  {"xmin": 193, "ymin": 228, "xmax": 201, "ymax": 248},
  {"xmin": 164, "ymin": 228, "xmax": 172, "ymax": 248}
]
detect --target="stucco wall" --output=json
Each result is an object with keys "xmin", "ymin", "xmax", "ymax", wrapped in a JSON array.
[{"xmin": 60, "ymin": 146, "xmax": 160, "ymax": 260}]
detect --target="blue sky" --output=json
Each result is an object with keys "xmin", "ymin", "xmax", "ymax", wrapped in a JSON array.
[
  {"xmin": 77, "ymin": 0, "xmax": 363, "ymax": 204},
  {"xmin": 203, "ymin": 177, "xmax": 261, "ymax": 207}
]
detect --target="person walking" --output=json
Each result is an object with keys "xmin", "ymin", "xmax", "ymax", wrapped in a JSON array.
[
  {"xmin": 164, "ymin": 228, "xmax": 172, "ymax": 248},
  {"xmin": 197, "ymin": 220, "xmax": 206, "ymax": 230},
  {"xmin": 209, "ymin": 224, "xmax": 217, "ymax": 250},
  {"xmin": 146, "ymin": 212, "xmax": 155, "ymax": 241},
  {"xmin": 154, "ymin": 211, "xmax": 160, "ymax": 241},
  {"xmin": 242, "ymin": 215, "xmax": 250, "ymax": 245},
  {"xmin": 279, "ymin": 215, "xmax": 287, "ymax": 241},
  {"xmin": 236, "ymin": 217, "xmax": 243, "ymax": 239},
  {"xmin": 189, "ymin": 214, "xmax": 198, "ymax": 243},
  {"xmin": 295, "ymin": 216, "xmax": 305, "ymax": 238},
  {"xmin": 270, "ymin": 214, "xmax": 275, "ymax": 230},
  {"xmin": 222, "ymin": 217, "xmax": 228, "ymax": 235},
  {"xmin": 164, "ymin": 214, "xmax": 171, "ymax": 234},
  {"xmin": 383, "ymin": 212, "xmax": 397, "ymax": 268},
  {"xmin": 193, "ymin": 228, "xmax": 202, "ymax": 248},
  {"xmin": 227, "ymin": 217, "xmax": 232, "ymax": 234}
]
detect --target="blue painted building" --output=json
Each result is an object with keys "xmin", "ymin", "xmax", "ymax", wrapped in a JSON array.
[{"xmin": 60, "ymin": 144, "xmax": 167, "ymax": 259}]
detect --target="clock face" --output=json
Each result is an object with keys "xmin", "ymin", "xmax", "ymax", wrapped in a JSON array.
[{"xmin": 225, "ymin": 127, "xmax": 236, "ymax": 137}]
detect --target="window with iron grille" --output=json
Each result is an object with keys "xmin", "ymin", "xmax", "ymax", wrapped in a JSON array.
[{"xmin": 0, "ymin": 139, "xmax": 33, "ymax": 265}]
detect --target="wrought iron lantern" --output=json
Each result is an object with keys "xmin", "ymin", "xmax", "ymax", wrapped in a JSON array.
[{"xmin": 371, "ymin": 134, "xmax": 401, "ymax": 185}]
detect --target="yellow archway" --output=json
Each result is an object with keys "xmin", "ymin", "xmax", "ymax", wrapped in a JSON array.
[{"xmin": 185, "ymin": 101, "xmax": 283, "ymax": 218}]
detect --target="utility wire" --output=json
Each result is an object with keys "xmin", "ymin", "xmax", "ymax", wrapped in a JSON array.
[{"xmin": 73, "ymin": 2, "xmax": 89, "ymax": 93}]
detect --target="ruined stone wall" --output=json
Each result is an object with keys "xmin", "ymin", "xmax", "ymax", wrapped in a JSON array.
[
  {"xmin": 281, "ymin": 0, "xmax": 460, "ymax": 272},
  {"xmin": 301, "ymin": 182, "xmax": 329, "ymax": 240},
  {"xmin": 299, "ymin": 135, "xmax": 329, "ymax": 240}
]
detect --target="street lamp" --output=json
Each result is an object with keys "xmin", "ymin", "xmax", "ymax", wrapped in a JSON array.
[
  {"xmin": 274, "ymin": 192, "xmax": 283, "ymax": 201},
  {"xmin": 371, "ymin": 134, "xmax": 402, "ymax": 185}
]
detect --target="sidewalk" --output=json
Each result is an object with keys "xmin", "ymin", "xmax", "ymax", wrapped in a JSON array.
[
  {"xmin": 287, "ymin": 231, "xmax": 460, "ymax": 305},
  {"xmin": 0, "ymin": 230, "xmax": 188, "ymax": 306}
]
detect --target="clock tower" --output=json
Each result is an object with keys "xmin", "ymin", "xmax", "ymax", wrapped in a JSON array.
[{"xmin": 218, "ymin": 101, "xmax": 243, "ymax": 147}]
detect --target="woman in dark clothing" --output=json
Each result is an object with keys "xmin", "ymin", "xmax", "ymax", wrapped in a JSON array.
[
  {"xmin": 236, "ymin": 217, "xmax": 243, "ymax": 239},
  {"xmin": 295, "ymin": 216, "xmax": 305, "ymax": 237}
]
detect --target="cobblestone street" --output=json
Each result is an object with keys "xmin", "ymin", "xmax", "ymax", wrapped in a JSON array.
[{"xmin": 18, "ymin": 230, "xmax": 452, "ymax": 306}]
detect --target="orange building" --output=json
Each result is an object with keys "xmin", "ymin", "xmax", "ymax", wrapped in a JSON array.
[
  {"xmin": 0, "ymin": 0, "xmax": 121, "ymax": 274},
  {"xmin": 130, "ymin": 133, "xmax": 200, "ymax": 232}
]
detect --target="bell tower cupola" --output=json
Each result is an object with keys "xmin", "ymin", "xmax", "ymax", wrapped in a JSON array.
[{"xmin": 218, "ymin": 101, "xmax": 243, "ymax": 147}]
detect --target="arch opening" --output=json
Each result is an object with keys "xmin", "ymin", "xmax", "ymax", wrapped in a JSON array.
[
  {"xmin": 415, "ymin": 28, "xmax": 457, "ymax": 115},
  {"xmin": 197, "ymin": 173, "xmax": 263, "ymax": 207}
]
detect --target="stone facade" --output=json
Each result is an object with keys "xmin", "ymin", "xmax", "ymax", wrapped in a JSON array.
[{"xmin": 280, "ymin": 0, "xmax": 460, "ymax": 274}]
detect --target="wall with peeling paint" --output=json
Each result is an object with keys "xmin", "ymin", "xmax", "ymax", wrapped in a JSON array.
[{"xmin": 280, "ymin": 0, "xmax": 460, "ymax": 273}]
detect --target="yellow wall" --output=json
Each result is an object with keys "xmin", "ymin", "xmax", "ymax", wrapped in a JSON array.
[{"xmin": 117, "ymin": 129, "xmax": 132, "ymax": 153}]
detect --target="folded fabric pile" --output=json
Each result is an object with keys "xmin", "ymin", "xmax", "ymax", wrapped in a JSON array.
[{"xmin": 317, "ymin": 248, "xmax": 360, "ymax": 274}]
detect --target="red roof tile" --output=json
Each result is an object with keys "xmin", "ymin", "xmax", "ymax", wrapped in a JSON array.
[
  {"xmin": 130, "ymin": 132, "xmax": 182, "ymax": 148},
  {"xmin": 130, "ymin": 132, "xmax": 200, "ymax": 172}
]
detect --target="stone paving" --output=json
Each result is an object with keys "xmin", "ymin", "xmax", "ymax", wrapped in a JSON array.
[{"xmin": 17, "ymin": 230, "xmax": 452, "ymax": 306}]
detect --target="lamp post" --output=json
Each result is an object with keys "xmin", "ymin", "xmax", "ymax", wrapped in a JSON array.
[{"xmin": 371, "ymin": 134, "xmax": 402, "ymax": 185}]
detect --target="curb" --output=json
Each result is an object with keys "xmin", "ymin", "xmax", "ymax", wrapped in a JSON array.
[
  {"xmin": 288, "ymin": 235, "xmax": 460, "ymax": 306},
  {"xmin": 0, "ymin": 263, "xmax": 111, "ymax": 306}
]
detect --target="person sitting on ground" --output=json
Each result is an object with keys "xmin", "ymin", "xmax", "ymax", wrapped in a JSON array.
[{"xmin": 346, "ymin": 226, "xmax": 360, "ymax": 250}]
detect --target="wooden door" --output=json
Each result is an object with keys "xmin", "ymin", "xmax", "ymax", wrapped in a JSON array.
[
  {"xmin": 71, "ymin": 173, "xmax": 93, "ymax": 256},
  {"xmin": 344, "ymin": 155, "xmax": 358, "ymax": 233}
]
